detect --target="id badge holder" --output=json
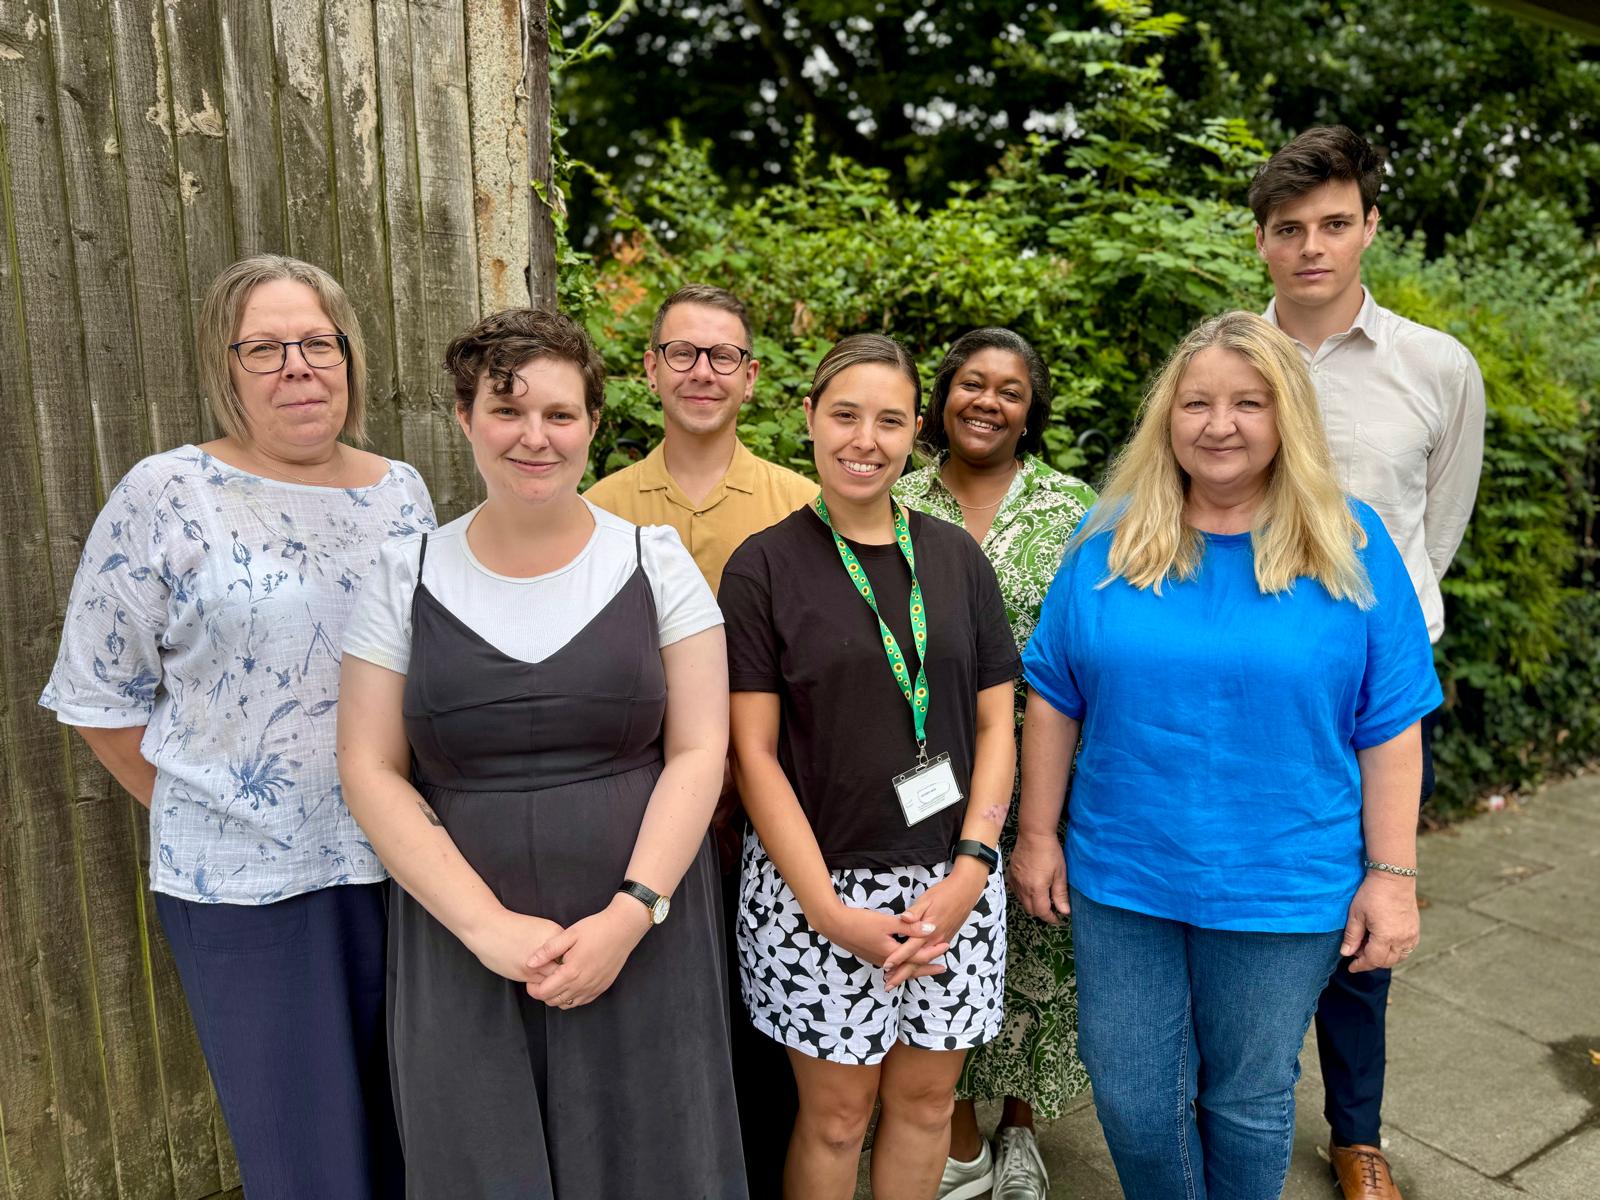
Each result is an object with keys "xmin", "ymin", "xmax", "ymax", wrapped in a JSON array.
[{"xmin": 893, "ymin": 746, "xmax": 964, "ymax": 827}]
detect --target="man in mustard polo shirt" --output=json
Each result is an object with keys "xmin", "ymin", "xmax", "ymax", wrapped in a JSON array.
[
  {"xmin": 586, "ymin": 283, "xmax": 816, "ymax": 593},
  {"xmin": 587, "ymin": 283, "xmax": 813, "ymax": 1197}
]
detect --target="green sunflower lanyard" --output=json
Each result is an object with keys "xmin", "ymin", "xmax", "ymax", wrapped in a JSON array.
[{"xmin": 812, "ymin": 496, "xmax": 964, "ymax": 824}]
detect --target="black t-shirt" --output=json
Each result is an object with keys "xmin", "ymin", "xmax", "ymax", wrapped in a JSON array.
[{"xmin": 720, "ymin": 505, "xmax": 1020, "ymax": 871}]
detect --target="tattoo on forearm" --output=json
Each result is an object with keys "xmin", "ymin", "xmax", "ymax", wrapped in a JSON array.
[
  {"xmin": 417, "ymin": 799, "xmax": 443, "ymax": 827},
  {"xmin": 982, "ymin": 804, "xmax": 1007, "ymax": 825}
]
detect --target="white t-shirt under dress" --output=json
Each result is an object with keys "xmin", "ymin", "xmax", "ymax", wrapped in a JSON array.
[{"xmin": 342, "ymin": 500, "xmax": 722, "ymax": 677}]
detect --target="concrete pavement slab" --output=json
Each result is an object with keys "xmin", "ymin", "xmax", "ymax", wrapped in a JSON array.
[
  {"xmin": 1364, "ymin": 1129, "xmax": 1527, "ymax": 1199},
  {"xmin": 1381, "ymin": 981, "xmax": 1589, "ymax": 1176},
  {"xmin": 1414, "ymin": 831, "xmax": 1553, "ymax": 907},
  {"xmin": 1512, "ymin": 1125, "xmax": 1600, "ymax": 1198},
  {"xmin": 1522, "ymin": 774, "xmax": 1600, "ymax": 820},
  {"xmin": 1452, "ymin": 798, "xmax": 1600, "ymax": 870},
  {"xmin": 1470, "ymin": 855, "xmax": 1600, "ymax": 954},
  {"xmin": 1395, "ymin": 897, "xmax": 1504, "ymax": 976},
  {"xmin": 1400, "ymin": 925, "xmax": 1600, "ymax": 1043}
]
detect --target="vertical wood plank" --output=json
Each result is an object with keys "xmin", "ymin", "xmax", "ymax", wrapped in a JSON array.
[
  {"xmin": 0, "ymin": 1, "xmax": 118, "ymax": 1195},
  {"xmin": 216, "ymin": 0, "xmax": 284, "ymax": 258},
  {"xmin": 103, "ymin": 10, "xmax": 225, "ymax": 1182},
  {"xmin": 163, "ymin": 0, "xmax": 237, "ymax": 445},
  {"xmin": 271, "ymin": 0, "xmax": 337, "ymax": 268},
  {"xmin": 45, "ymin": 0, "xmax": 177, "ymax": 1194},
  {"xmin": 0, "ymin": 15, "xmax": 71, "ymax": 1197},
  {"xmin": 463, "ymin": 0, "xmax": 528, "ymax": 313},
  {"xmin": 324, "ymin": 0, "xmax": 401, "ymax": 458},
  {"xmin": 374, "ymin": 0, "xmax": 442, "ymax": 494},
  {"xmin": 106, "ymin": 0, "xmax": 207, "ymax": 454},
  {"xmin": 407, "ymin": 0, "xmax": 484, "ymax": 518}
]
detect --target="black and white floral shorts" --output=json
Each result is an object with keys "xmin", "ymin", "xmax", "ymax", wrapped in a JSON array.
[{"xmin": 736, "ymin": 829, "xmax": 1007, "ymax": 1066}]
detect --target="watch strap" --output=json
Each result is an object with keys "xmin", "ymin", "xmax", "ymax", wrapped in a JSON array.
[
  {"xmin": 618, "ymin": 879, "xmax": 666, "ymax": 922},
  {"xmin": 953, "ymin": 839, "xmax": 999, "ymax": 874}
]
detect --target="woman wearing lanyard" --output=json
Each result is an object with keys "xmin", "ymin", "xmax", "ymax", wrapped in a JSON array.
[{"xmin": 719, "ymin": 333, "xmax": 1021, "ymax": 1200}]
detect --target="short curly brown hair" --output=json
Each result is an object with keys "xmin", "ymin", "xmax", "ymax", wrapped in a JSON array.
[{"xmin": 443, "ymin": 308, "xmax": 606, "ymax": 417}]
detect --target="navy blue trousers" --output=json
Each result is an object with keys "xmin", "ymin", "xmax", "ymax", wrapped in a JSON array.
[
  {"xmin": 1315, "ymin": 708, "xmax": 1439, "ymax": 1145},
  {"xmin": 155, "ymin": 882, "xmax": 404, "ymax": 1199}
]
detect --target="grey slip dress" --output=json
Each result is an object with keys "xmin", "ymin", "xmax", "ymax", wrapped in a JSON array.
[{"xmin": 387, "ymin": 528, "xmax": 747, "ymax": 1198}]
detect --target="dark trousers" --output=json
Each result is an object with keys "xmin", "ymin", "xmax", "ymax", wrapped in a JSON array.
[
  {"xmin": 1315, "ymin": 707, "xmax": 1440, "ymax": 1145},
  {"xmin": 724, "ymin": 854, "xmax": 797, "ymax": 1199},
  {"xmin": 154, "ymin": 883, "xmax": 404, "ymax": 1200}
]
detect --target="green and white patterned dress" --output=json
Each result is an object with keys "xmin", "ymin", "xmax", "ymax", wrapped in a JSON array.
[{"xmin": 895, "ymin": 454, "xmax": 1096, "ymax": 1117}]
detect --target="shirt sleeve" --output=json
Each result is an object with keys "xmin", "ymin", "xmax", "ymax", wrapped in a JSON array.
[
  {"xmin": 1423, "ymin": 342, "xmax": 1485, "ymax": 580},
  {"xmin": 396, "ymin": 463, "xmax": 439, "ymax": 533},
  {"xmin": 39, "ymin": 459, "xmax": 173, "ymax": 727},
  {"xmin": 719, "ymin": 550, "xmax": 782, "ymax": 694},
  {"xmin": 970, "ymin": 542, "xmax": 1021, "ymax": 690},
  {"xmin": 1353, "ymin": 504, "xmax": 1444, "ymax": 749},
  {"xmin": 641, "ymin": 525, "xmax": 723, "ymax": 648},
  {"xmin": 341, "ymin": 536, "xmax": 421, "ymax": 675},
  {"xmin": 1021, "ymin": 544, "xmax": 1086, "ymax": 720}
]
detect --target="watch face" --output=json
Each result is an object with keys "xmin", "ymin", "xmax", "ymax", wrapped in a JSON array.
[{"xmin": 651, "ymin": 896, "xmax": 670, "ymax": 925}]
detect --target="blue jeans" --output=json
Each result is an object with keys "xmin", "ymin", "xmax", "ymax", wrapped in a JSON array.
[{"xmin": 1071, "ymin": 887, "xmax": 1342, "ymax": 1200}]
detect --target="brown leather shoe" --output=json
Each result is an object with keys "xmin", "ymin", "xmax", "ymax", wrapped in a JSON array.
[{"xmin": 1328, "ymin": 1143, "xmax": 1403, "ymax": 1199}]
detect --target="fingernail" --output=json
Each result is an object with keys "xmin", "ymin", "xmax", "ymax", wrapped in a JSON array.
[{"xmin": 919, "ymin": 922, "xmax": 936, "ymax": 935}]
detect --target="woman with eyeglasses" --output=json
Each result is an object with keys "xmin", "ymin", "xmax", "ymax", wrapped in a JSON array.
[{"xmin": 40, "ymin": 255, "xmax": 430, "ymax": 1199}]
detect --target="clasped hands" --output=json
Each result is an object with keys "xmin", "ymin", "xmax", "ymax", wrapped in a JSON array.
[
  {"xmin": 469, "ymin": 896, "xmax": 652, "ymax": 1010},
  {"xmin": 817, "ymin": 856, "xmax": 988, "ymax": 990}
]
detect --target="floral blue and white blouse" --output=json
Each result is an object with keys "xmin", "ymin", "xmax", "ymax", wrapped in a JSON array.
[{"xmin": 40, "ymin": 445, "xmax": 436, "ymax": 905}]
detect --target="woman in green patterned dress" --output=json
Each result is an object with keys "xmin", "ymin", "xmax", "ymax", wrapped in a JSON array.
[{"xmin": 894, "ymin": 328, "xmax": 1096, "ymax": 1200}]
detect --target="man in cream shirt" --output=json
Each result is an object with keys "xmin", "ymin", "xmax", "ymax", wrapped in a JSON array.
[
  {"xmin": 1250, "ymin": 126, "xmax": 1485, "ymax": 1200},
  {"xmin": 585, "ymin": 283, "xmax": 814, "ymax": 1198},
  {"xmin": 585, "ymin": 283, "xmax": 816, "ymax": 593}
]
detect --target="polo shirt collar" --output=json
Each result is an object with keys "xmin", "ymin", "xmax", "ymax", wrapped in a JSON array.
[
  {"xmin": 721, "ymin": 441, "xmax": 760, "ymax": 495},
  {"xmin": 631, "ymin": 437, "xmax": 762, "ymax": 500},
  {"xmin": 632, "ymin": 443, "xmax": 675, "ymax": 493}
]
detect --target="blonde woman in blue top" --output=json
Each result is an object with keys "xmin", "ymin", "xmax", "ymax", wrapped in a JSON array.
[{"xmin": 1011, "ymin": 312, "xmax": 1439, "ymax": 1200}]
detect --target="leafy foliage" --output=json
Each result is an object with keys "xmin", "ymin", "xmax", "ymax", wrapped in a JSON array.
[
  {"xmin": 556, "ymin": 0, "xmax": 1600, "ymax": 249},
  {"xmin": 560, "ymin": 0, "xmax": 1600, "ymax": 813}
]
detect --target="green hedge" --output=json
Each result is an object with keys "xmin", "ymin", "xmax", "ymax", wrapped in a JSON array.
[{"xmin": 565, "ymin": 2, "xmax": 1598, "ymax": 817}]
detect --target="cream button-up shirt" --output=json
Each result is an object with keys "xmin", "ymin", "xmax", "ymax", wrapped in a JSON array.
[{"xmin": 1266, "ymin": 289, "xmax": 1486, "ymax": 643}]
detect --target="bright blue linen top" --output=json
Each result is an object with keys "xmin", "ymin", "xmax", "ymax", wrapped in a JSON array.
[{"xmin": 1022, "ymin": 500, "xmax": 1442, "ymax": 933}]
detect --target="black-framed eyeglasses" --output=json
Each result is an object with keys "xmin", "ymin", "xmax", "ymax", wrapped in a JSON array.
[
  {"xmin": 230, "ymin": 333, "xmax": 349, "ymax": 374},
  {"xmin": 655, "ymin": 340, "xmax": 750, "ymax": 375}
]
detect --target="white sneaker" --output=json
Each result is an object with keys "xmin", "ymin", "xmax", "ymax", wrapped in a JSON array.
[
  {"xmin": 936, "ymin": 1136, "xmax": 994, "ymax": 1200},
  {"xmin": 992, "ymin": 1125, "xmax": 1049, "ymax": 1200}
]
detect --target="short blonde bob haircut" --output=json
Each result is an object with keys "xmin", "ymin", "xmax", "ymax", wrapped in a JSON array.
[
  {"xmin": 197, "ymin": 254, "xmax": 368, "ymax": 445},
  {"xmin": 1075, "ymin": 310, "xmax": 1372, "ymax": 607}
]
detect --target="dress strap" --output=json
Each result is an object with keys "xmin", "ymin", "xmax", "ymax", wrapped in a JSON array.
[
  {"xmin": 634, "ymin": 523, "xmax": 643, "ymax": 568},
  {"xmin": 417, "ymin": 532, "xmax": 430, "ymax": 583}
]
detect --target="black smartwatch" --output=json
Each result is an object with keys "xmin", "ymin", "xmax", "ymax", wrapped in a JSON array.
[
  {"xmin": 618, "ymin": 880, "xmax": 671, "ymax": 925},
  {"xmin": 953, "ymin": 839, "xmax": 1000, "ymax": 874}
]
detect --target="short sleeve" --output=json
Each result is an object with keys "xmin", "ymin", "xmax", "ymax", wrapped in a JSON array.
[
  {"xmin": 40, "ymin": 458, "xmax": 173, "ymax": 726},
  {"xmin": 1352, "ymin": 503, "xmax": 1444, "ymax": 749},
  {"xmin": 1021, "ymin": 545, "xmax": 1087, "ymax": 720},
  {"xmin": 970, "ymin": 543, "xmax": 1021, "ymax": 690},
  {"xmin": 341, "ymin": 535, "xmax": 422, "ymax": 675},
  {"xmin": 719, "ymin": 550, "xmax": 781, "ymax": 694},
  {"xmin": 640, "ymin": 526, "xmax": 723, "ymax": 648}
]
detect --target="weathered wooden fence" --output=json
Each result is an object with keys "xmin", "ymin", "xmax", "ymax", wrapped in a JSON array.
[{"xmin": 0, "ymin": 2, "xmax": 536, "ymax": 1195}]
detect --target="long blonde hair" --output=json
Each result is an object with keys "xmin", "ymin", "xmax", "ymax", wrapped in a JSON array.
[{"xmin": 1075, "ymin": 311, "xmax": 1372, "ymax": 607}]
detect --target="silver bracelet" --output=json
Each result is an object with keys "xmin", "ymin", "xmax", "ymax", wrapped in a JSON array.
[{"xmin": 1364, "ymin": 859, "xmax": 1419, "ymax": 878}]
